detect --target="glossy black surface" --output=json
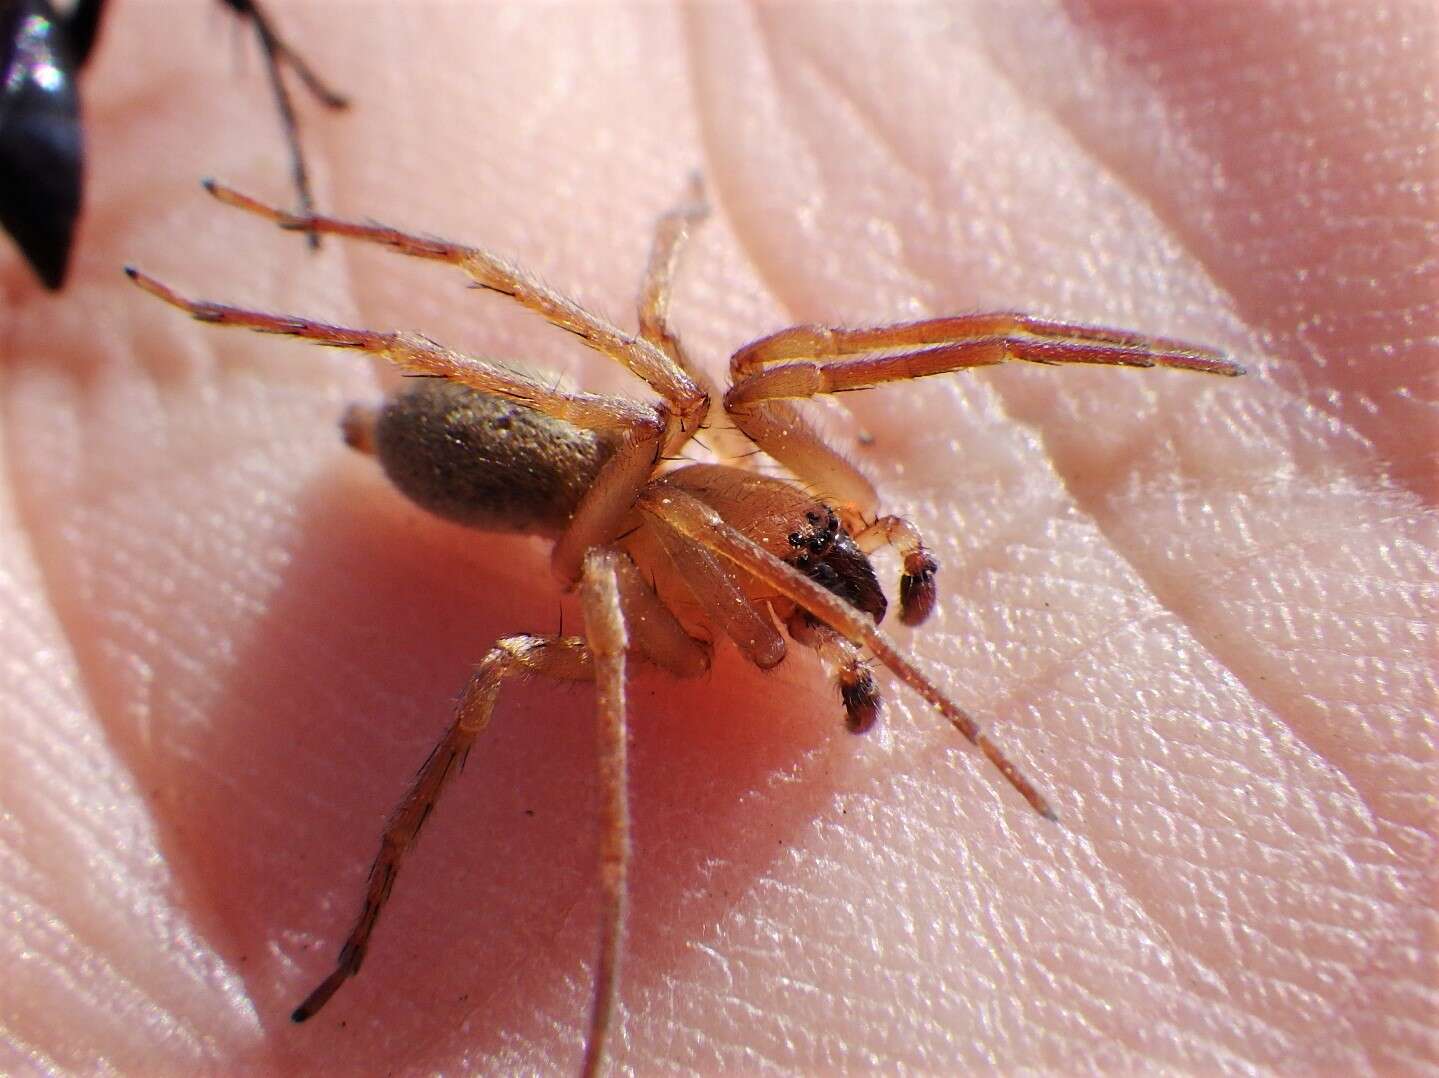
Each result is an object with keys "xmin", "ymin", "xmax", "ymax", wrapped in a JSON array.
[
  {"xmin": 0, "ymin": 0, "xmax": 101, "ymax": 289},
  {"xmin": 0, "ymin": 0, "xmax": 344, "ymax": 291}
]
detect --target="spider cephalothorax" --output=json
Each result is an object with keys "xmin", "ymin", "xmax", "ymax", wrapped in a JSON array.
[{"xmin": 128, "ymin": 176, "xmax": 1243, "ymax": 1076}]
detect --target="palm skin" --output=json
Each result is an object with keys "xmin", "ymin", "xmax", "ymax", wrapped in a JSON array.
[{"xmin": 0, "ymin": 2, "xmax": 1432, "ymax": 1073}]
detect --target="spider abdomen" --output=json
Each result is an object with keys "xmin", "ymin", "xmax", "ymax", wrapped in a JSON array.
[{"xmin": 349, "ymin": 378, "xmax": 612, "ymax": 535}]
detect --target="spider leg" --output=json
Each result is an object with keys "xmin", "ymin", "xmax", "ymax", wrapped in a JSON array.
[
  {"xmin": 644, "ymin": 508, "xmax": 786, "ymax": 670},
  {"xmin": 125, "ymin": 267, "xmax": 675, "ymax": 586},
  {"xmin": 730, "ymin": 314, "xmax": 1245, "ymax": 381},
  {"xmin": 197, "ymin": 181, "xmax": 709, "ymax": 443},
  {"xmin": 292, "ymin": 549, "xmax": 701, "ymax": 1078},
  {"xmin": 606, "ymin": 549, "xmax": 711, "ymax": 679},
  {"xmin": 291, "ymin": 633, "xmax": 595, "ymax": 1024},
  {"xmin": 636, "ymin": 174, "xmax": 715, "ymax": 398},
  {"xmin": 577, "ymin": 549, "xmax": 631, "ymax": 1078},
  {"xmin": 727, "ymin": 319, "xmax": 1243, "ymax": 416},
  {"xmin": 724, "ymin": 315, "xmax": 1243, "ymax": 623},
  {"xmin": 637, "ymin": 487, "xmax": 1056, "ymax": 821},
  {"xmin": 723, "ymin": 397, "xmax": 881, "ymax": 511},
  {"xmin": 562, "ymin": 549, "xmax": 710, "ymax": 1073}
]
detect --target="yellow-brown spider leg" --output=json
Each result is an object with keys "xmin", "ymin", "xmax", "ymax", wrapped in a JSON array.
[
  {"xmin": 637, "ymin": 486, "xmax": 1057, "ymax": 821},
  {"xmin": 574, "ymin": 549, "xmax": 708, "ymax": 1073},
  {"xmin": 725, "ymin": 397, "xmax": 881, "ymax": 510},
  {"xmin": 723, "ymin": 318, "xmax": 1242, "ymax": 620},
  {"xmin": 726, "ymin": 326, "xmax": 1245, "ymax": 414},
  {"xmin": 577, "ymin": 548, "xmax": 632, "ymax": 1078},
  {"xmin": 124, "ymin": 269, "xmax": 669, "ymax": 586},
  {"xmin": 730, "ymin": 315, "xmax": 1246, "ymax": 379},
  {"xmin": 644, "ymin": 509, "xmax": 786, "ymax": 670},
  {"xmin": 291, "ymin": 549, "xmax": 697, "ymax": 1074},
  {"xmin": 606, "ymin": 549, "xmax": 711, "ymax": 679},
  {"xmin": 198, "ymin": 181, "xmax": 709, "ymax": 449},
  {"xmin": 854, "ymin": 516, "xmax": 939, "ymax": 627},
  {"xmin": 291, "ymin": 634, "xmax": 595, "ymax": 1024},
  {"xmin": 636, "ymin": 175, "xmax": 716, "ymax": 399}
]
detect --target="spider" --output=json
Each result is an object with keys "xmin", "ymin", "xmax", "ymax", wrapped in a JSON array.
[{"xmin": 126, "ymin": 176, "xmax": 1244, "ymax": 1076}]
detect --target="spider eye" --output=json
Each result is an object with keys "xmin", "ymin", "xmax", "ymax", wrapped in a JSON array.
[{"xmin": 786, "ymin": 507, "xmax": 840, "ymax": 561}]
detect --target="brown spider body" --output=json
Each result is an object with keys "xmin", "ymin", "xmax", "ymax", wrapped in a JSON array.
[
  {"xmin": 350, "ymin": 378, "xmax": 888, "ymax": 688},
  {"xmin": 349, "ymin": 377, "xmax": 612, "ymax": 536},
  {"xmin": 126, "ymin": 176, "xmax": 1243, "ymax": 1076}
]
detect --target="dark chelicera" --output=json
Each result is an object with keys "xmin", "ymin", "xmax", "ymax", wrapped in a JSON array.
[{"xmin": 784, "ymin": 506, "xmax": 888, "ymax": 625}]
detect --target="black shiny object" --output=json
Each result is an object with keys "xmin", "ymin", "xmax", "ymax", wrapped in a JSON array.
[
  {"xmin": 0, "ymin": 0, "xmax": 102, "ymax": 289},
  {"xmin": 0, "ymin": 0, "xmax": 345, "ymax": 290}
]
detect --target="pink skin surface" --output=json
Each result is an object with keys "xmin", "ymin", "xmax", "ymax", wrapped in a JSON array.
[{"xmin": 1, "ymin": 2, "xmax": 1434, "ymax": 1073}]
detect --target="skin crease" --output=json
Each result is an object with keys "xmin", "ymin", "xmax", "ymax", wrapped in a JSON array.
[{"xmin": 0, "ymin": 1, "xmax": 1434, "ymax": 1073}]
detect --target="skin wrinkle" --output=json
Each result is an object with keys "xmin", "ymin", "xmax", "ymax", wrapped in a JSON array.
[
  {"xmin": 1043, "ymin": 506, "xmax": 1416, "ymax": 849},
  {"xmin": 1185, "ymin": 515, "xmax": 1429, "ymax": 847},
  {"xmin": 781, "ymin": 41, "xmax": 932, "ymax": 202}
]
